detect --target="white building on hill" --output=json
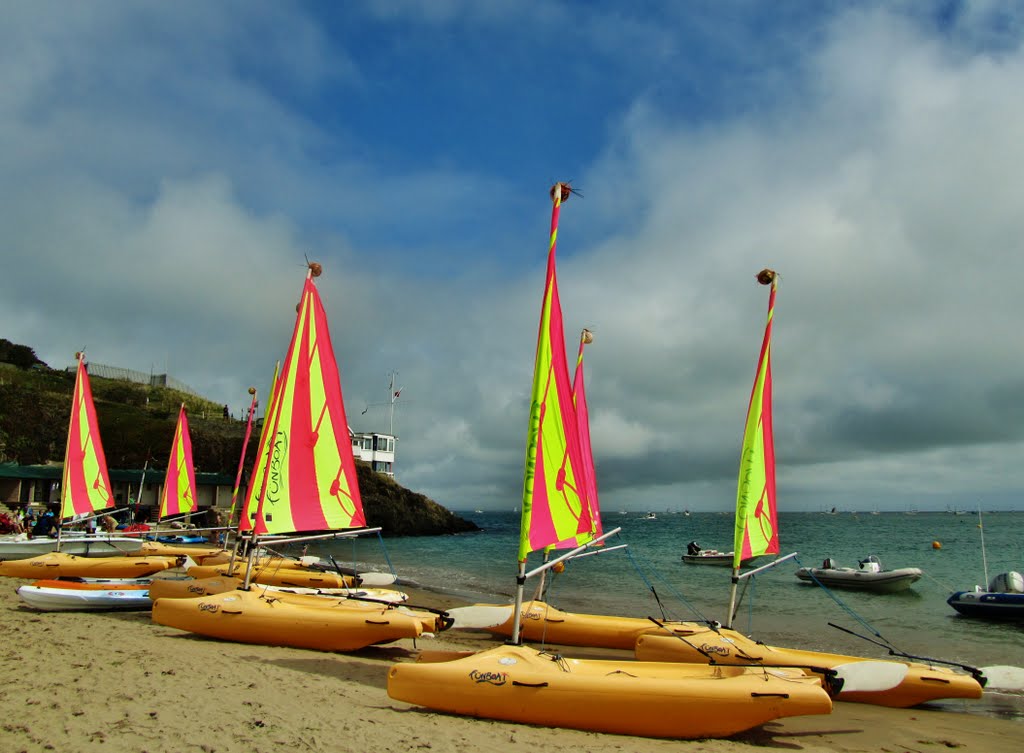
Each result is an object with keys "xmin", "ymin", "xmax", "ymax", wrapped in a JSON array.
[{"xmin": 350, "ymin": 431, "xmax": 396, "ymax": 477}]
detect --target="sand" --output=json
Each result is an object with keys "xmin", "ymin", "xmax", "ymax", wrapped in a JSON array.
[{"xmin": 0, "ymin": 575, "xmax": 1020, "ymax": 753}]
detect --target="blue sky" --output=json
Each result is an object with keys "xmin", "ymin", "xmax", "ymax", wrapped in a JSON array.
[{"xmin": 3, "ymin": 1, "xmax": 1024, "ymax": 513}]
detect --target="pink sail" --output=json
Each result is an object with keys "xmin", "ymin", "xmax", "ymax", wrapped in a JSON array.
[
  {"xmin": 519, "ymin": 184, "xmax": 593, "ymax": 560},
  {"xmin": 733, "ymin": 271, "xmax": 780, "ymax": 567},
  {"xmin": 60, "ymin": 353, "xmax": 114, "ymax": 520},
  {"xmin": 251, "ymin": 271, "xmax": 366, "ymax": 536},
  {"xmin": 158, "ymin": 404, "xmax": 198, "ymax": 519},
  {"xmin": 552, "ymin": 329, "xmax": 602, "ymax": 549}
]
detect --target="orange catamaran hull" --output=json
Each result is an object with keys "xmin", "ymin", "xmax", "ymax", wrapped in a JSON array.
[
  {"xmin": 0, "ymin": 552, "xmax": 183, "ymax": 579},
  {"xmin": 634, "ymin": 629, "xmax": 983, "ymax": 708},
  {"xmin": 152, "ymin": 588, "xmax": 433, "ymax": 651},
  {"xmin": 388, "ymin": 644, "xmax": 832, "ymax": 739}
]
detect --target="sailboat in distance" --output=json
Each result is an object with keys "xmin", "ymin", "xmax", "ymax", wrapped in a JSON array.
[
  {"xmin": 61, "ymin": 351, "xmax": 115, "ymax": 526},
  {"xmin": 152, "ymin": 262, "xmax": 444, "ymax": 650},
  {"xmin": 1, "ymin": 352, "xmax": 180, "ymax": 578},
  {"xmin": 160, "ymin": 405, "xmax": 197, "ymax": 518}
]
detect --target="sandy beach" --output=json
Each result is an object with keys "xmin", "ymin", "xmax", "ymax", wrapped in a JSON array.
[{"xmin": 0, "ymin": 574, "xmax": 1020, "ymax": 753}]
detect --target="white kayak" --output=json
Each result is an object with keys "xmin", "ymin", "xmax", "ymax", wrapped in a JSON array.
[
  {"xmin": 16, "ymin": 578, "xmax": 152, "ymax": 611},
  {"xmin": 0, "ymin": 535, "xmax": 146, "ymax": 560}
]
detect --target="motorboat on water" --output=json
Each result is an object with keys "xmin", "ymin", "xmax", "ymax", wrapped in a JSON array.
[
  {"xmin": 795, "ymin": 555, "xmax": 922, "ymax": 593},
  {"xmin": 948, "ymin": 571, "xmax": 1024, "ymax": 621},
  {"xmin": 681, "ymin": 541, "xmax": 757, "ymax": 567}
]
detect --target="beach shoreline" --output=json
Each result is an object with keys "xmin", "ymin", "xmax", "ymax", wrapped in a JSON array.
[{"xmin": 0, "ymin": 575, "xmax": 1020, "ymax": 753}]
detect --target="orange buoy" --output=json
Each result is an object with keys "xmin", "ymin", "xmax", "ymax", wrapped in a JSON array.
[{"xmin": 932, "ymin": 540, "xmax": 942, "ymax": 550}]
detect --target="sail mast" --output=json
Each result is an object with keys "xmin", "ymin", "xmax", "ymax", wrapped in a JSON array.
[
  {"xmin": 727, "ymin": 269, "xmax": 780, "ymax": 628},
  {"xmin": 223, "ymin": 387, "xmax": 258, "ymax": 549}
]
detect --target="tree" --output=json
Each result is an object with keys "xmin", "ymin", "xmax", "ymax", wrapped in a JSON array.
[{"xmin": 0, "ymin": 338, "xmax": 45, "ymax": 370}]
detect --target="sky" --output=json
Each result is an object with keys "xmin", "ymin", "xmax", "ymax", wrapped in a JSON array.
[{"xmin": 3, "ymin": 1, "xmax": 1024, "ymax": 513}]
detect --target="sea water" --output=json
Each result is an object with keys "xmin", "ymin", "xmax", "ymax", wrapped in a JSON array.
[{"xmin": 306, "ymin": 509, "xmax": 1023, "ymax": 719}]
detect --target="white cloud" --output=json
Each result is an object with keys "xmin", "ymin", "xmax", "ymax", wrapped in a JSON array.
[{"xmin": 3, "ymin": 3, "xmax": 1024, "ymax": 514}]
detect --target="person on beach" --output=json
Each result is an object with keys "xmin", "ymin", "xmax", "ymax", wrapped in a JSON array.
[
  {"xmin": 31, "ymin": 511, "xmax": 57, "ymax": 538},
  {"xmin": 100, "ymin": 515, "xmax": 117, "ymax": 534}
]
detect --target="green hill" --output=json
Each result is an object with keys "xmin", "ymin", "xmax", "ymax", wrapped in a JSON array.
[{"xmin": 0, "ymin": 341, "xmax": 477, "ymax": 536}]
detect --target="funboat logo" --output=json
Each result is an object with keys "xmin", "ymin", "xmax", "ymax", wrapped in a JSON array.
[
  {"xmin": 265, "ymin": 431, "xmax": 289, "ymax": 510},
  {"xmin": 469, "ymin": 670, "xmax": 508, "ymax": 686},
  {"xmin": 198, "ymin": 602, "xmax": 220, "ymax": 613},
  {"xmin": 700, "ymin": 643, "xmax": 730, "ymax": 657}
]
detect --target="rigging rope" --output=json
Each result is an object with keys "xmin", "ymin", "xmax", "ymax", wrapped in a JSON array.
[
  {"xmin": 792, "ymin": 554, "xmax": 884, "ymax": 640},
  {"xmin": 624, "ymin": 546, "xmax": 713, "ymax": 624}
]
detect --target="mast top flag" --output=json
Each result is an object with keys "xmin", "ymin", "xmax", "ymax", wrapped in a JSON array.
[
  {"xmin": 732, "ymin": 269, "xmax": 780, "ymax": 569},
  {"xmin": 518, "ymin": 183, "xmax": 594, "ymax": 562},
  {"xmin": 251, "ymin": 263, "xmax": 367, "ymax": 537},
  {"xmin": 60, "ymin": 351, "xmax": 114, "ymax": 521}
]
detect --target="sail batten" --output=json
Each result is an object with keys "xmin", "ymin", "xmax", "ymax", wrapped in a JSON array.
[
  {"xmin": 60, "ymin": 353, "xmax": 114, "ymax": 520},
  {"xmin": 518, "ymin": 185, "xmax": 593, "ymax": 561},
  {"xmin": 158, "ymin": 404, "xmax": 197, "ymax": 520},
  {"xmin": 733, "ymin": 271, "xmax": 780, "ymax": 569},
  {"xmin": 252, "ymin": 273, "xmax": 365, "ymax": 536}
]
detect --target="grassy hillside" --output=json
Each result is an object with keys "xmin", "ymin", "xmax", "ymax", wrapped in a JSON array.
[{"xmin": 0, "ymin": 358, "xmax": 477, "ymax": 536}]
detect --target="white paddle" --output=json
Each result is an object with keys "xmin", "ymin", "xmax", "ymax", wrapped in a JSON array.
[
  {"xmin": 829, "ymin": 661, "xmax": 909, "ymax": 693},
  {"xmin": 979, "ymin": 665, "xmax": 1024, "ymax": 691},
  {"xmin": 447, "ymin": 604, "xmax": 514, "ymax": 629}
]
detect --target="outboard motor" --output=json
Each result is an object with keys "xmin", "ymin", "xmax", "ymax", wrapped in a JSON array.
[{"xmin": 988, "ymin": 571, "xmax": 1024, "ymax": 594}]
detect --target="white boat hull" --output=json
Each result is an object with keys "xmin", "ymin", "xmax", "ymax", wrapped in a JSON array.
[
  {"xmin": 0, "ymin": 535, "xmax": 146, "ymax": 560},
  {"xmin": 947, "ymin": 590, "xmax": 1024, "ymax": 620},
  {"xmin": 681, "ymin": 550, "xmax": 756, "ymax": 567},
  {"xmin": 795, "ymin": 566, "xmax": 922, "ymax": 593},
  {"xmin": 16, "ymin": 583, "xmax": 152, "ymax": 611}
]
